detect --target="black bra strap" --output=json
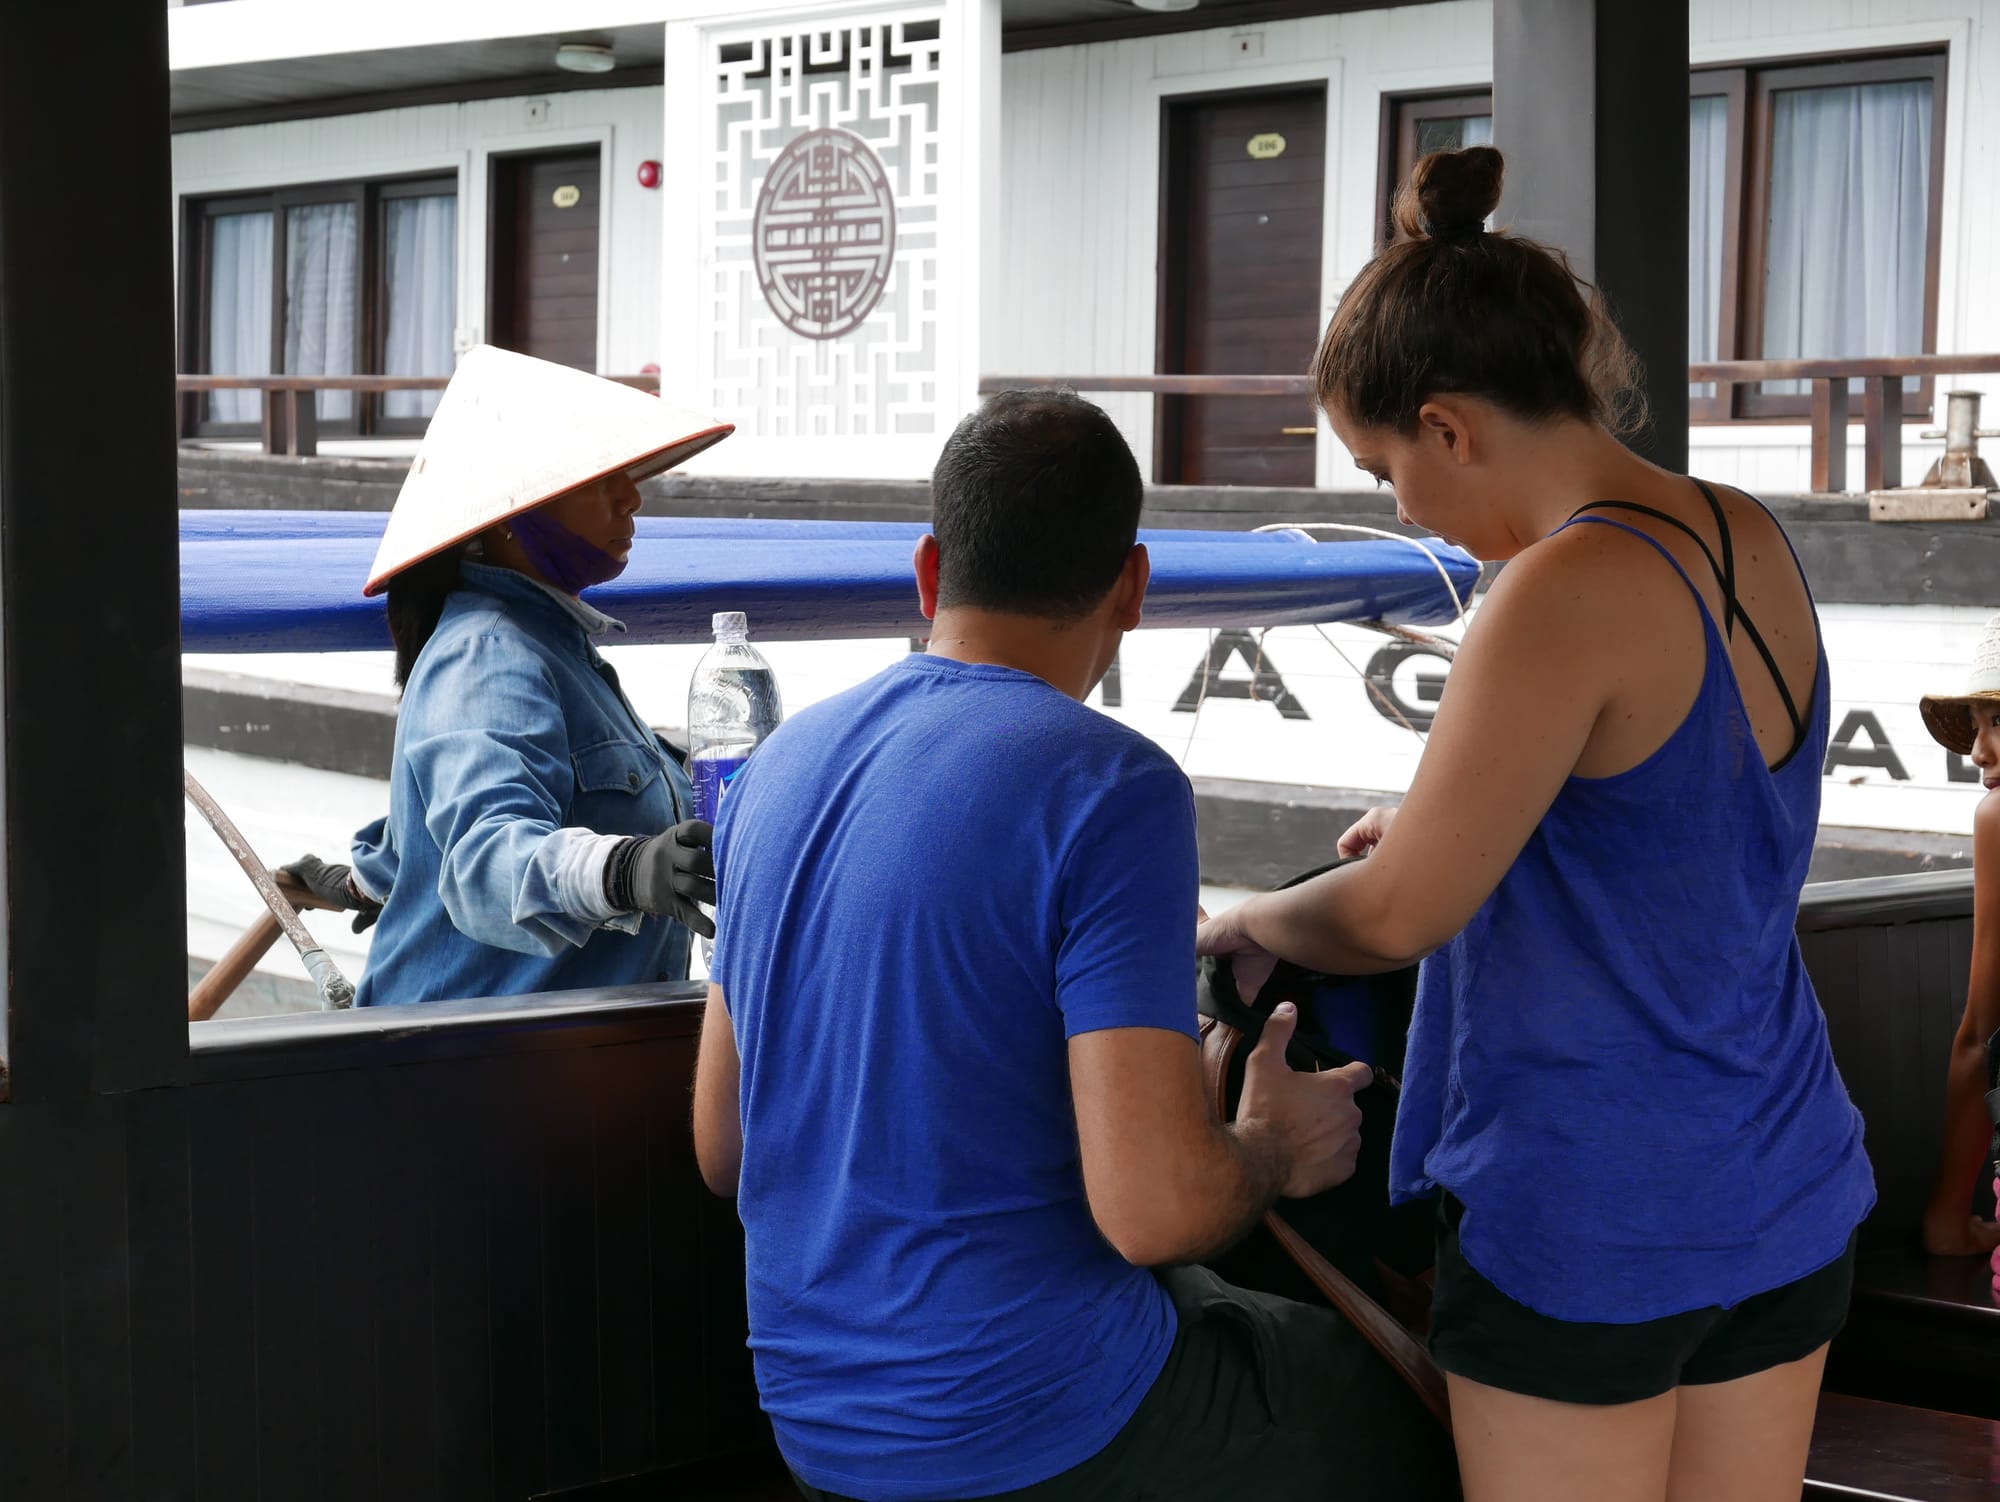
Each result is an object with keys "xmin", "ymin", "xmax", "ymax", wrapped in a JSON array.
[
  {"xmin": 1566, "ymin": 499, "xmax": 1731, "ymax": 615},
  {"xmin": 1566, "ymin": 486, "xmax": 1807, "ymax": 748},
  {"xmin": 1689, "ymin": 479, "xmax": 1739, "ymax": 640}
]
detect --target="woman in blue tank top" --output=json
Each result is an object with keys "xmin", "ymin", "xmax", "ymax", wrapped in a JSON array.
[{"xmin": 1198, "ymin": 146, "xmax": 1873, "ymax": 1500}]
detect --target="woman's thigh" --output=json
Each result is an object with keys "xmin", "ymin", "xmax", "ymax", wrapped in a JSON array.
[
  {"xmin": 1665, "ymin": 1344, "xmax": 1828, "ymax": 1502},
  {"xmin": 1445, "ymin": 1373, "xmax": 1678, "ymax": 1502}
]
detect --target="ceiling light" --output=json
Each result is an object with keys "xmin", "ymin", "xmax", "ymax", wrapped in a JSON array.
[
  {"xmin": 555, "ymin": 42, "xmax": 617, "ymax": 74},
  {"xmin": 1131, "ymin": 0, "xmax": 1200, "ymax": 10}
]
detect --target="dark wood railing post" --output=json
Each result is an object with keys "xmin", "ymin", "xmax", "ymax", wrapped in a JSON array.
[
  {"xmin": 260, "ymin": 388, "xmax": 286, "ymax": 455},
  {"xmin": 1810, "ymin": 377, "xmax": 1849, "ymax": 494},
  {"xmin": 1863, "ymin": 375, "xmax": 1902, "ymax": 491},
  {"xmin": 289, "ymin": 388, "xmax": 318, "ymax": 459}
]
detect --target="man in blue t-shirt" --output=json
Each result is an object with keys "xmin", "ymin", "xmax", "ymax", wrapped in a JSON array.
[{"xmin": 692, "ymin": 391, "xmax": 1457, "ymax": 1501}]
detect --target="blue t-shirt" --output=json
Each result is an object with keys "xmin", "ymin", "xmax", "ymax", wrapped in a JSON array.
[{"xmin": 712, "ymin": 654, "xmax": 1199, "ymax": 1501}]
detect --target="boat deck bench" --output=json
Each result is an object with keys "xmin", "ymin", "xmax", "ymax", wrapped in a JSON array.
[
  {"xmin": 1831, "ymin": 1248, "xmax": 2000, "ymax": 1419},
  {"xmin": 1806, "ymin": 1393, "xmax": 2000, "ymax": 1500},
  {"xmin": 568, "ymin": 1394, "xmax": 1998, "ymax": 1500}
]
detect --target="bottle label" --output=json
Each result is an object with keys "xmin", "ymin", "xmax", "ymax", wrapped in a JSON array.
[{"xmin": 691, "ymin": 753, "xmax": 750, "ymax": 824}]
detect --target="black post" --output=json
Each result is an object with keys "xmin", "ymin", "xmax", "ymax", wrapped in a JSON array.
[
  {"xmin": 1492, "ymin": 0, "xmax": 1690, "ymax": 471},
  {"xmin": 0, "ymin": 0, "xmax": 187, "ymax": 1097}
]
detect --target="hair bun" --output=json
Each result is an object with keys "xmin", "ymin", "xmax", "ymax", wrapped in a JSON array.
[{"xmin": 1394, "ymin": 145, "xmax": 1504, "ymax": 242}]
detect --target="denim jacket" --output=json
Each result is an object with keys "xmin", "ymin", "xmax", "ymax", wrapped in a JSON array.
[{"xmin": 351, "ymin": 562, "xmax": 694, "ymax": 1006}]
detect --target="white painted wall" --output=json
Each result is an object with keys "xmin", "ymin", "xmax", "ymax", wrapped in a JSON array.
[
  {"xmin": 172, "ymin": 84, "xmax": 674, "ymax": 378},
  {"xmin": 169, "ymin": 0, "xmax": 682, "ymax": 68},
  {"xmin": 990, "ymin": 0, "xmax": 2000, "ymax": 492},
  {"xmin": 167, "ymin": 1, "xmax": 2000, "ymax": 489}
]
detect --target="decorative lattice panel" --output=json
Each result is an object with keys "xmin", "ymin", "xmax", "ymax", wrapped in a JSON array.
[{"xmin": 701, "ymin": 15, "xmax": 943, "ymax": 439}]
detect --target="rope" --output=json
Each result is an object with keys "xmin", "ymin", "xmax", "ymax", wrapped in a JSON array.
[
  {"xmin": 1252, "ymin": 521, "xmax": 1471, "ymax": 625},
  {"xmin": 1162, "ymin": 525, "xmax": 1472, "ymax": 766}
]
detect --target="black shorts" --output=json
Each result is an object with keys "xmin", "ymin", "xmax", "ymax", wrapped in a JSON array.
[
  {"xmin": 1428, "ymin": 1193, "xmax": 1856, "ymax": 1406},
  {"xmin": 791, "ymin": 1265, "xmax": 1459, "ymax": 1501}
]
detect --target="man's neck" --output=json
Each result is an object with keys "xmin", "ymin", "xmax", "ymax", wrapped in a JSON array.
[{"xmin": 924, "ymin": 607, "xmax": 1106, "ymax": 703}]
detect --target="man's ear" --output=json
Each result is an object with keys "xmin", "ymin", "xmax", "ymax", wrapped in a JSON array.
[
  {"xmin": 1417, "ymin": 400, "xmax": 1474, "ymax": 465},
  {"xmin": 913, "ymin": 534, "xmax": 941, "ymax": 621},
  {"xmin": 1111, "ymin": 543, "xmax": 1149, "ymax": 632}
]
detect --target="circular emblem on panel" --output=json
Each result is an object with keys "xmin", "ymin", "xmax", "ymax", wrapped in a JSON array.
[{"xmin": 752, "ymin": 128, "xmax": 897, "ymax": 341}]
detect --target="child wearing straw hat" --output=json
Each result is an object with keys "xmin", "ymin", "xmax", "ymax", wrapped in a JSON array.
[
  {"xmin": 315, "ymin": 346, "xmax": 736, "ymax": 1007},
  {"xmin": 1918, "ymin": 614, "xmax": 2000, "ymax": 1277}
]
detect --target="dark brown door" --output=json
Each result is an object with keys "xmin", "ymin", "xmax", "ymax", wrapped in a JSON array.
[
  {"xmin": 488, "ymin": 150, "xmax": 601, "ymax": 371},
  {"xmin": 1158, "ymin": 89, "xmax": 1326, "ymax": 487}
]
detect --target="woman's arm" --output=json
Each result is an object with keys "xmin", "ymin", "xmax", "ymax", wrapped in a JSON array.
[
  {"xmin": 1924, "ymin": 791, "xmax": 2000, "ymax": 1256},
  {"xmin": 1201, "ymin": 527, "xmax": 1644, "ymax": 978},
  {"xmin": 406, "ymin": 635, "xmax": 635, "ymax": 954}
]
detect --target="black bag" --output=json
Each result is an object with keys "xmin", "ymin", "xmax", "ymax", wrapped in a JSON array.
[{"xmin": 1196, "ymin": 860, "xmax": 1450, "ymax": 1431}]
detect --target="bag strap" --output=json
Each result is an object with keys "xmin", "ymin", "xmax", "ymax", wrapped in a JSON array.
[{"xmin": 1199, "ymin": 1015, "xmax": 1453, "ymax": 1434}]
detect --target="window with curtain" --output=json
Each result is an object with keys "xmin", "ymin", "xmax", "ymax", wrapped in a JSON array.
[
  {"xmin": 1759, "ymin": 77, "xmax": 1933, "ymax": 398},
  {"xmin": 381, "ymin": 194, "xmax": 458, "ymax": 421},
  {"xmin": 1688, "ymin": 93, "xmax": 1729, "ymax": 404},
  {"xmin": 184, "ymin": 174, "xmax": 458, "ymax": 436},
  {"xmin": 1384, "ymin": 51, "xmax": 1945, "ymax": 420},
  {"xmin": 204, "ymin": 209, "xmax": 272, "ymax": 424},
  {"xmin": 1416, "ymin": 111, "xmax": 1492, "ymax": 157},
  {"xmin": 284, "ymin": 201, "xmax": 358, "ymax": 422}
]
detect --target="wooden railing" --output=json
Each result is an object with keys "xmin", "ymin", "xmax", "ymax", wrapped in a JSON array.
[
  {"xmin": 1692, "ymin": 355, "xmax": 2000, "ymax": 493},
  {"xmin": 975, "ymin": 374, "xmax": 1314, "ymax": 398},
  {"xmin": 980, "ymin": 359, "xmax": 2000, "ymax": 495},
  {"xmin": 187, "ymin": 361, "xmax": 2000, "ymax": 494},
  {"xmin": 176, "ymin": 373, "xmax": 661, "ymax": 458}
]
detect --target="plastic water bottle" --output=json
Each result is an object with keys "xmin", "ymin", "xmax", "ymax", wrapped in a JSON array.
[{"xmin": 687, "ymin": 612, "xmax": 782, "ymax": 949}]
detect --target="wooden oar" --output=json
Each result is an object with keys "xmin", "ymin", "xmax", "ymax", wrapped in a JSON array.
[
  {"xmin": 184, "ymin": 771, "xmax": 355, "ymax": 1013},
  {"xmin": 186, "ymin": 867, "xmax": 343, "ymax": 1022},
  {"xmin": 188, "ymin": 911, "xmax": 282, "ymax": 1022}
]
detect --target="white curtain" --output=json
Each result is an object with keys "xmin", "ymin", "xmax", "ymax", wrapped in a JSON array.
[
  {"xmin": 1761, "ymin": 79, "xmax": 1932, "ymax": 395},
  {"xmin": 206, "ymin": 211, "xmax": 271, "ymax": 424},
  {"xmin": 284, "ymin": 202, "xmax": 358, "ymax": 421},
  {"xmin": 382, "ymin": 195, "xmax": 457, "ymax": 420},
  {"xmin": 1461, "ymin": 114, "xmax": 1493, "ymax": 148},
  {"xmin": 1689, "ymin": 95, "xmax": 1728, "ymax": 397}
]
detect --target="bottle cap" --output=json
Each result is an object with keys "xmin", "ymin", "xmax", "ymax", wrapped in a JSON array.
[{"xmin": 712, "ymin": 610, "xmax": 748, "ymax": 639}]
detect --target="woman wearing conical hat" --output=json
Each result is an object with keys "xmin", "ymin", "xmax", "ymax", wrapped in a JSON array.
[
  {"xmin": 1918, "ymin": 614, "xmax": 2000, "ymax": 1280},
  {"xmin": 307, "ymin": 346, "xmax": 734, "ymax": 1006}
]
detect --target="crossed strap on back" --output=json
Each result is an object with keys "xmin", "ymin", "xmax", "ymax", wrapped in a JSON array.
[
  {"xmin": 1566, "ymin": 478, "xmax": 1808, "ymax": 756},
  {"xmin": 1197, "ymin": 1012, "xmax": 1454, "ymax": 1433}
]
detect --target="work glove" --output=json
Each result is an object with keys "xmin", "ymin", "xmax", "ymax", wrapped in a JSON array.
[
  {"xmin": 604, "ymin": 820, "xmax": 716, "ymax": 938},
  {"xmin": 278, "ymin": 854, "xmax": 383, "ymax": 934}
]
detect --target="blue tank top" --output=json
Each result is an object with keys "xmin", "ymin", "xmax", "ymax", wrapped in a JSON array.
[{"xmin": 1389, "ymin": 486, "xmax": 1876, "ymax": 1324}]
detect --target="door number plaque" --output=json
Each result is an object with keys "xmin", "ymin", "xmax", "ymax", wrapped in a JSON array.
[
  {"xmin": 552, "ymin": 184, "xmax": 582, "ymax": 209},
  {"xmin": 1246, "ymin": 133, "xmax": 1287, "ymax": 160}
]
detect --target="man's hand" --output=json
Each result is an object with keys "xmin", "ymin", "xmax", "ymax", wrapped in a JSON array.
[
  {"xmin": 606, "ymin": 820, "xmax": 716, "ymax": 937},
  {"xmin": 1235, "ymin": 1002, "xmax": 1369, "ymax": 1199},
  {"xmin": 1922, "ymin": 1198, "xmax": 2000, "ymax": 1258}
]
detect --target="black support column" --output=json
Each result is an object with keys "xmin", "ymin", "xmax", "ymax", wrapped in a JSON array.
[
  {"xmin": 0, "ymin": 0, "xmax": 186, "ymax": 1097},
  {"xmin": 1493, "ymin": 0, "xmax": 1690, "ymax": 471}
]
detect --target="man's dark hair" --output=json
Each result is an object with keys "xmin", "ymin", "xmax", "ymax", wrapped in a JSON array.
[{"xmin": 930, "ymin": 389, "xmax": 1143, "ymax": 620}]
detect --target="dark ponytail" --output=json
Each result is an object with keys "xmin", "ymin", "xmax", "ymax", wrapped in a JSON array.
[
  {"xmin": 1315, "ymin": 146, "xmax": 1645, "ymax": 438},
  {"xmin": 385, "ymin": 548, "xmax": 463, "ymax": 690}
]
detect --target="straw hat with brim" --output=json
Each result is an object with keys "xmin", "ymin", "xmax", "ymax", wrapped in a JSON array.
[
  {"xmin": 1919, "ymin": 612, "xmax": 2000, "ymax": 755},
  {"xmin": 363, "ymin": 344, "xmax": 734, "ymax": 596}
]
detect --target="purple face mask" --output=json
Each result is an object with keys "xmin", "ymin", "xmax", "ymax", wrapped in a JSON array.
[{"xmin": 507, "ymin": 506, "xmax": 627, "ymax": 595}]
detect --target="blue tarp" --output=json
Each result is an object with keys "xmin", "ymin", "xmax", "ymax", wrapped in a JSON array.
[{"xmin": 179, "ymin": 511, "xmax": 1478, "ymax": 653}]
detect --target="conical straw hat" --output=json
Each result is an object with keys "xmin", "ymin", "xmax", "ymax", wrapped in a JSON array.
[
  {"xmin": 1919, "ymin": 612, "xmax": 2000, "ymax": 755},
  {"xmin": 364, "ymin": 345, "xmax": 733, "ymax": 595}
]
